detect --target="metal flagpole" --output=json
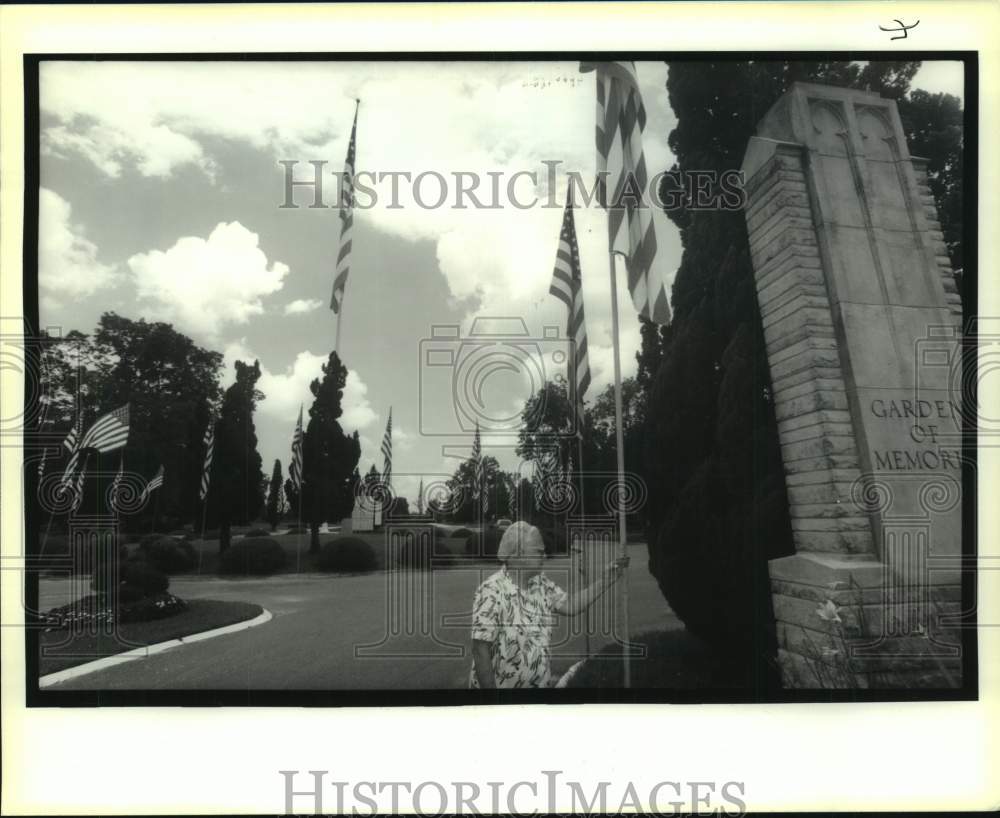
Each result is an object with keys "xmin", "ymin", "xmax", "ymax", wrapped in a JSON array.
[
  {"xmin": 607, "ymin": 249, "xmax": 632, "ymax": 688},
  {"xmin": 576, "ymin": 428, "xmax": 591, "ymax": 657}
]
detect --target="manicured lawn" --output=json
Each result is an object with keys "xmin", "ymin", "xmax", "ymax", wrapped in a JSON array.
[{"xmin": 39, "ymin": 599, "xmax": 263, "ymax": 675}]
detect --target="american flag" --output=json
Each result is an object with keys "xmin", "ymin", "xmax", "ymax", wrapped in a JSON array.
[
  {"xmin": 471, "ymin": 421, "xmax": 486, "ymax": 518},
  {"xmin": 330, "ymin": 101, "xmax": 359, "ymax": 314},
  {"xmin": 70, "ymin": 453, "xmax": 89, "ymax": 513},
  {"xmin": 533, "ymin": 450, "xmax": 556, "ymax": 508},
  {"xmin": 380, "ymin": 408, "xmax": 393, "ymax": 487},
  {"xmin": 59, "ymin": 416, "xmax": 83, "ymax": 488},
  {"xmin": 199, "ymin": 419, "xmax": 214, "ymax": 501},
  {"xmin": 141, "ymin": 464, "xmax": 164, "ymax": 502},
  {"xmin": 289, "ymin": 405, "xmax": 304, "ymax": 490},
  {"xmin": 111, "ymin": 454, "xmax": 124, "ymax": 499},
  {"xmin": 63, "ymin": 419, "xmax": 79, "ymax": 452},
  {"xmin": 79, "ymin": 404, "xmax": 131, "ymax": 453},
  {"xmin": 581, "ymin": 60, "xmax": 671, "ymax": 325},
  {"xmin": 549, "ymin": 192, "xmax": 592, "ymax": 423}
]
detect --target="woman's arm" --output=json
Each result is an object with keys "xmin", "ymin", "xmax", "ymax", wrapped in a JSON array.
[
  {"xmin": 555, "ymin": 555, "xmax": 630, "ymax": 617},
  {"xmin": 472, "ymin": 639, "xmax": 496, "ymax": 688}
]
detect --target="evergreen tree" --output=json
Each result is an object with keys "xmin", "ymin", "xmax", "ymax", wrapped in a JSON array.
[
  {"xmin": 266, "ymin": 459, "xmax": 283, "ymax": 531},
  {"xmin": 210, "ymin": 359, "xmax": 265, "ymax": 552},
  {"xmin": 300, "ymin": 351, "xmax": 361, "ymax": 551},
  {"xmin": 283, "ymin": 477, "xmax": 300, "ymax": 521},
  {"xmin": 645, "ymin": 59, "xmax": 961, "ymax": 670}
]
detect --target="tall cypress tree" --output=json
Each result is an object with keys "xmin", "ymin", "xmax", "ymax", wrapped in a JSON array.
[
  {"xmin": 300, "ymin": 352, "xmax": 361, "ymax": 552},
  {"xmin": 644, "ymin": 60, "xmax": 961, "ymax": 672},
  {"xmin": 210, "ymin": 359, "xmax": 265, "ymax": 552},
  {"xmin": 266, "ymin": 459, "xmax": 284, "ymax": 531}
]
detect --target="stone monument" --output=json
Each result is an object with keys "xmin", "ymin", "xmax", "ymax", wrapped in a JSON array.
[{"xmin": 741, "ymin": 83, "xmax": 964, "ymax": 688}]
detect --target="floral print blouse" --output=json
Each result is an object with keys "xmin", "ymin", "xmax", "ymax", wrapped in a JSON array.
[{"xmin": 469, "ymin": 568, "xmax": 567, "ymax": 689}]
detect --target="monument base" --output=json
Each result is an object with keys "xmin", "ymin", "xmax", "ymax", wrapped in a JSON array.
[{"xmin": 769, "ymin": 553, "xmax": 962, "ymax": 689}]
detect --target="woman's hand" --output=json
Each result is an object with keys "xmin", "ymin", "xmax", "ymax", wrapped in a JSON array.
[{"xmin": 604, "ymin": 554, "xmax": 630, "ymax": 584}]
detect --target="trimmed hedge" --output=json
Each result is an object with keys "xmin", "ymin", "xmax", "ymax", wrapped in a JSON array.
[
  {"xmin": 244, "ymin": 527, "xmax": 271, "ymax": 538},
  {"xmin": 139, "ymin": 534, "xmax": 197, "ymax": 573},
  {"xmin": 464, "ymin": 526, "xmax": 503, "ymax": 559},
  {"xmin": 121, "ymin": 560, "xmax": 170, "ymax": 596},
  {"xmin": 315, "ymin": 537, "xmax": 378, "ymax": 573},
  {"xmin": 219, "ymin": 537, "xmax": 287, "ymax": 575},
  {"xmin": 451, "ymin": 527, "xmax": 473, "ymax": 540}
]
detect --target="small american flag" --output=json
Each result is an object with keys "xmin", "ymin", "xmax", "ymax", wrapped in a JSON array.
[
  {"xmin": 199, "ymin": 420, "xmax": 214, "ymax": 501},
  {"xmin": 59, "ymin": 416, "xmax": 83, "ymax": 488},
  {"xmin": 471, "ymin": 421, "xmax": 486, "ymax": 517},
  {"xmin": 79, "ymin": 404, "xmax": 130, "ymax": 453},
  {"xmin": 111, "ymin": 455, "xmax": 124, "ymax": 496},
  {"xmin": 70, "ymin": 453, "xmax": 89, "ymax": 513},
  {"xmin": 581, "ymin": 60, "xmax": 671, "ymax": 324},
  {"xmin": 289, "ymin": 405, "xmax": 304, "ymax": 490},
  {"xmin": 380, "ymin": 408, "xmax": 393, "ymax": 488},
  {"xmin": 330, "ymin": 101, "xmax": 359, "ymax": 314},
  {"xmin": 140, "ymin": 464, "xmax": 164, "ymax": 503},
  {"xmin": 549, "ymin": 192, "xmax": 592, "ymax": 424}
]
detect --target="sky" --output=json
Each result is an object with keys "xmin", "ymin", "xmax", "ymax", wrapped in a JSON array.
[{"xmin": 36, "ymin": 59, "xmax": 963, "ymax": 504}]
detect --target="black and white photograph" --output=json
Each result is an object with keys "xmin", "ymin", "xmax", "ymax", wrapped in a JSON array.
[
  {"xmin": 2, "ymin": 2, "xmax": 998, "ymax": 815},
  {"xmin": 21, "ymin": 52, "xmax": 976, "ymax": 701}
]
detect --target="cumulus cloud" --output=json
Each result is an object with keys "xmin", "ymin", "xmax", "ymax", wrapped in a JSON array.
[
  {"xmin": 341, "ymin": 369, "xmax": 378, "ymax": 433},
  {"xmin": 221, "ymin": 338, "xmax": 378, "ymax": 471},
  {"xmin": 38, "ymin": 188, "xmax": 117, "ymax": 302},
  {"xmin": 283, "ymin": 298, "xmax": 323, "ymax": 315},
  {"xmin": 128, "ymin": 221, "xmax": 289, "ymax": 340}
]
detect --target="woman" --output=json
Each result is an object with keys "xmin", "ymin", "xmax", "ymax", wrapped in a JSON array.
[{"xmin": 469, "ymin": 521, "xmax": 629, "ymax": 689}]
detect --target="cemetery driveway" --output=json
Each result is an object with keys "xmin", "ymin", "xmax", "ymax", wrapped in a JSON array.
[{"xmin": 39, "ymin": 543, "xmax": 678, "ymax": 690}]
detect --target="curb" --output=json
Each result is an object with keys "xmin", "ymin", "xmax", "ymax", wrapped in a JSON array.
[{"xmin": 39, "ymin": 608, "xmax": 273, "ymax": 688}]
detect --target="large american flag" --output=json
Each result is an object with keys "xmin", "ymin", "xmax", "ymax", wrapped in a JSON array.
[
  {"xmin": 289, "ymin": 405, "xmax": 304, "ymax": 490},
  {"xmin": 199, "ymin": 419, "xmax": 214, "ymax": 501},
  {"xmin": 329, "ymin": 102, "xmax": 359, "ymax": 314},
  {"xmin": 549, "ymin": 192, "xmax": 592, "ymax": 423},
  {"xmin": 581, "ymin": 60, "xmax": 671, "ymax": 325},
  {"xmin": 79, "ymin": 404, "xmax": 131, "ymax": 453},
  {"xmin": 380, "ymin": 408, "xmax": 393, "ymax": 487}
]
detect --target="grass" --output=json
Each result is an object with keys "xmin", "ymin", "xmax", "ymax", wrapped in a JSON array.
[
  {"xmin": 39, "ymin": 599, "xmax": 263, "ymax": 675},
  {"xmin": 565, "ymin": 629, "xmax": 770, "ymax": 691}
]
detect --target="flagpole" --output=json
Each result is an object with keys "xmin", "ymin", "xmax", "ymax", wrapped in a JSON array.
[
  {"xmin": 576, "ymin": 429, "xmax": 590, "ymax": 657},
  {"xmin": 334, "ymin": 312, "xmax": 343, "ymax": 355},
  {"xmin": 608, "ymin": 249, "xmax": 632, "ymax": 689}
]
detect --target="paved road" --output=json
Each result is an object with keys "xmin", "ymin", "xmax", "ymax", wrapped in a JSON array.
[{"xmin": 39, "ymin": 543, "xmax": 679, "ymax": 690}]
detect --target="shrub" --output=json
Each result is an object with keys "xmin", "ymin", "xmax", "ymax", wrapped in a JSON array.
[
  {"xmin": 218, "ymin": 537, "xmax": 286, "ymax": 575},
  {"xmin": 244, "ymin": 527, "xmax": 271, "ymax": 538},
  {"xmin": 120, "ymin": 560, "xmax": 170, "ymax": 597},
  {"xmin": 464, "ymin": 527, "xmax": 503, "ymax": 558},
  {"xmin": 451, "ymin": 527, "xmax": 473, "ymax": 540},
  {"xmin": 139, "ymin": 534, "xmax": 197, "ymax": 573},
  {"xmin": 315, "ymin": 537, "xmax": 378, "ymax": 573}
]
